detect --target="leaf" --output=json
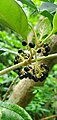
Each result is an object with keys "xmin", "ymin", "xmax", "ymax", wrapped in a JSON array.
[
  {"xmin": 40, "ymin": 0, "xmax": 55, "ymax": 2},
  {"xmin": 39, "ymin": 2, "xmax": 57, "ymax": 12},
  {"xmin": 0, "ymin": 101, "xmax": 32, "ymax": 120},
  {"xmin": 38, "ymin": 18, "xmax": 52, "ymax": 38},
  {"xmin": 17, "ymin": 0, "xmax": 37, "ymax": 9},
  {"xmin": 52, "ymin": 11, "xmax": 57, "ymax": 33},
  {"xmin": 0, "ymin": 0, "xmax": 28, "ymax": 39},
  {"xmin": 41, "ymin": 10, "xmax": 53, "ymax": 22}
]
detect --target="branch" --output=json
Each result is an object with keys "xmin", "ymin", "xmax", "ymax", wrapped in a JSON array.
[
  {"xmin": 0, "ymin": 59, "xmax": 29, "ymax": 75},
  {"xmin": 41, "ymin": 115, "xmax": 57, "ymax": 120}
]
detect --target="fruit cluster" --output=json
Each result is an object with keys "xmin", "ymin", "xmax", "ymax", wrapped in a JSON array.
[
  {"xmin": 19, "ymin": 63, "xmax": 49, "ymax": 82},
  {"xmin": 14, "ymin": 40, "xmax": 50, "ymax": 82},
  {"xmin": 37, "ymin": 43, "xmax": 50, "ymax": 56}
]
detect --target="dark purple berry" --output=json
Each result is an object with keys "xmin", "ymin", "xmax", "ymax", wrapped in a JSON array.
[
  {"xmin": 29, "ymin": 42, "xmax": 35, "ymax": 48},
  {"xmin": 38, "ymin": 75, "xmax": 45, "ymax": 82},
  {"xmin": 27, "ymin": 72, "xmax": 32, "ymax": 79},
  {"xmin": 24, "ymin": 72, "xmax": 28, "ymax": 78},
  {"xmin": 42, "ymin": 71, "xmax": 48, "ymax": 78},
  {"xmin": 37, "ymin": 49, "xmax": 41, "ymax": 53},
  {"xmin": 18, "ymin": 49, "xmax": 23, "ymax": 53},
  {"xmin": 14, "ymin": 60, "xmax": 18, "ymax": 64},
  {"xmin": 24, "ymin": 66, "xmax": 30, "ymax": 72},
  {"xmin": 19, "ymin": 75, "xmax": 25, "ymax": 79},
  {"xmin": 43, "ymin": 43, "xmax": 48, "ymax": 47},
  {"xmin": 40, "ymin": 63, "xmax": 45, "ymax": 68},
  {"xmin": 44, "ymin": 64, "xmax": 49, "ymax": 71},
  {"xmin": 32, "ymin": 75, "xmax": 38, "ymax": 82},
  {"xmin": 45, "ymin": 46, "xmax": 50, "ymax": 52},
  {"xmin": 22, "ymin": 40, "xmax": 27, "ymax": 46},
  {"xmin": 43, "ymin": 52, "xmax": 49, "ymax": 56}
]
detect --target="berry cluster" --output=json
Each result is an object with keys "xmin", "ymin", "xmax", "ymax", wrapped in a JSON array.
[
  {"xmin": 19, "ymin": 63, "xmax": 49, "ymax": 82},
  {"xmin": 37, "ymin": 43, "xmax": 50, "ymax": 56},
  {"xmin": 13, "ymin": 40, "xmax": 50, "ymax": 82}
]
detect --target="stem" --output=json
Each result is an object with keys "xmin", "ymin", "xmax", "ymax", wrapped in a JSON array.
[
  {"xmin": 38, "ymin": 53, "xmax": 57, "ymax": 61},
  {"xmin": 41, "ymin": 30, "xmax": 54, "ymax": 45},
  {"xmin": 0, "ymin": 48, "xmax": 18, "ymax": 55},
  {"xmin": 0, "ymin": 60, "xmax": 28, "ymax": 75},
  {"xmin": 3, "ymin": 76, "xmax": 19, "ymax": 101},
  {"xmin": 32, "ymin": 53, "xmax": 57, "ymax": 62},
  {"xmin": 41, "ymin": 115, "xmax": 57, "ymax": 120},
  {"xmin": 28, "ymin": 23, "xmax": 40, "ymax": 48}
]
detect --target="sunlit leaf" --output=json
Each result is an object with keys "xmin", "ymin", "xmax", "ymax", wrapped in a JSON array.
[
  {"xmin": 0, "ymin": 0, "xmax": 28, "ymax": 39},
  {"xmin": 0, "ymin": 101, "xmax": 32, "ymax": 120},
  {"xmin": 38, "ymin": 18, "xmax": 52, "ymax": 38}
]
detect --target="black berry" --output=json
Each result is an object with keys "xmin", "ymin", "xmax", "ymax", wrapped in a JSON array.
[
  {"xmin": 32, "ymin": 75, "xmax": 38, "ymax": 82},
  {"xmin": 18, "ymin": 49, "xmax": 23, "ymax": 53},
  {"xmin": 24, "ymin": 72, "xmax": 28, "ymax": 78},
  {"xmin": 19, "ymin": 75, "xmax": 25, "ymax": 79},
  {"xmin": 27, "ymin": 72, "xmax": 32, "ymax": 79},
  {"xmin": 37, "ymin": 49, "xmax": 41, "ymax": 53},
  {"xmin": 24, "ymin": 66, "xmax": 30, "ymax": 72},
  {"xmin": 45, "ymin": 46, "xmax": 50, "ymax": 52},
  {"xmin": 43, "ymin": 43, "xmax": 48, "ymax": 47},
  {"xmin": 43, "ymin": 52, "xmax": 49, "ymax": 56},
  {"xmin": 40, "ymin": 63, "xmax": 45, "ymax": 68},
  {"xmin": 22, "ymin": 40, "xmax": 27, "ymax": 46},
  {"xmin": 44, "ymin": 64, "xmax": 49, "ymax": 71},
  {"xmin": 14, "ymin": 60, "xmax": 18, "ymax": 64},
  {"xmin": 43, "ymin": 71, "xmax": 48, "ymax": 78},
  {"xmin": 29, "ymin": 42, "xmax": 35, "ymax": 48}
]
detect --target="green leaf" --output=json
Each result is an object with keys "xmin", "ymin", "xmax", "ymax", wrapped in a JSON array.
[
  {"xmin": 0, "ymin": 0, "xmax": 28, "ymax": 39},
  {"xmin": 52, "ymin": 11, "xmax": 57, "ymax": 33},
  {"xmin": 17, "ymin": 0, "xmax": 37, "ymax": 9},
  {"xmin": 38, "ymin": 18, "xmax": 52, "ymax": 38},
  {"xmin": 40, "ymin": 0, "xmax": 55, "ymax": 2},
  {"xmin": 41, "ymin": 10, "xmax": 53, "ymax": 22},
  {"xmin": 39, "ymin": 2, "xmax": 57, "ymax": 12},
  {"xmin": 0, "ymin": 101, "xmax": 32, "ymax": 120}
]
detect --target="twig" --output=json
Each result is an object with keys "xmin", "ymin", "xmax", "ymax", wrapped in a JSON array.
[
  {"xmin": 0, "ymin": 59, "xmax": 28, "ymax": 75},
  {"xmin": 32, "ymin": 53, "xmax": 57, "ymax": 62},
  {"xmin": 3, "ymin": 75, "xmax": 19, "ymax": 101},
  {"xmin": 41, "ymin": 115, "xmax": 57, "ymax": 120}
]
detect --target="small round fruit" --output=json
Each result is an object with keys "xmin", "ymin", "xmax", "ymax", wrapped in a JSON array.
[
  {"xmin": 40, "ymin": 63, "xmax": 45, "ymax": 68},
  {"xmin": 43, "ymin": 52, "xmax": 49, "ymax": 56},
  {"xmin": 18, "ymin": 49, "xmax": 23, "ymax": 53},
  {"xmin": 24, "ymin": 66, "xmax": 30, "ymax": 72},
  {"xmin": 43, "ymin": 43, "xmax": 48, "ymax": 47},
  {"xmin": 32, "ymin": 75, "xmax": 38, "ymax": 82},
  {"xmin": 27, "ymin": 72, "xmax": 32, "ymax": 79},
  {"xmin": 19, "ymin": 75, "xmax": 25, "ymax": 79},
  {"xmin": 45, "ymin": 46, "xmax": 50, "ymax": 52},
  {"xmin": 14, "ymin": 60, "xmax": 18, "ymax": 64},
  {"xmin": 24, "ymin": 72, "xmax": 28, "ymax": 78},
  {"xmin": 42, "ymin": 71, "xmax": 48, "ymax": 78},
  {"xmin": 44, "ymin": 64, "xmax": 49, "ymax": 71},
  {"xmin": 22, "ymin": 40, "xmax": 27, "ymax": 46},
  {"xmin": 37, "ymin": 49, "xmax": 41, "ymax": 53},
  {"xmin": 29, "ymin": 42, "xmax": 35, "ymax": 48}
]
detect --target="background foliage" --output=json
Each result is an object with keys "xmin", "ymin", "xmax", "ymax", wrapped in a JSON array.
[{"xmin": 0, "ymin": 0, "xmax": 57, "ymax": 119}]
